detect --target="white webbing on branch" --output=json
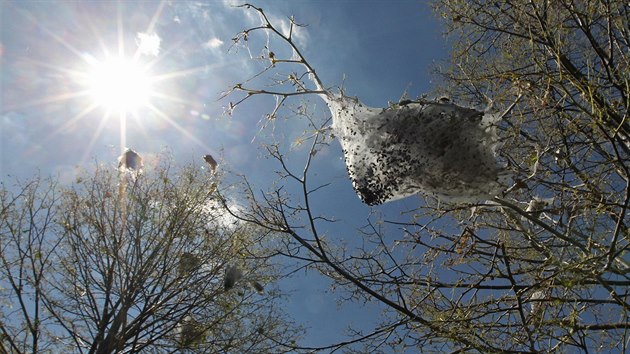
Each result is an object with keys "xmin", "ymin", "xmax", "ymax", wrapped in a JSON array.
[{"xmin": 326, "ymin": 94, "xmax": 509, "ymax": 205}]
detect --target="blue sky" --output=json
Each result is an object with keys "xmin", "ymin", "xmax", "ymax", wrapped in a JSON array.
[{"xmin": 0, "ymin": 0, "xmax": 447, "ymax": 349}]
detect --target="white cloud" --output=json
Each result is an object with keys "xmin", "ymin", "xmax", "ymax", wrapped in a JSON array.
[
  {"xmin": 203, "ymin": 198, "xmax": 241, "ymax": 230},
  {"xmin": 136, "ymin": 32, "xmax": 161, "ymax": 56},
  {"xmin": 220, "ymin": 0, "xmax": 241, "ymax": 6},
  {"xmin": 203, "ymin": 37, "xmax": 224, "ymax": 49}
]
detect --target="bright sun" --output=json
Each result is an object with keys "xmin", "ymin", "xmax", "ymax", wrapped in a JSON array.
[
  {"xmin": 87, "ymin": 57, "xmax": 153, "ymax": 113},
  {"xmin": 28, "ymin": 26, "xmax": 214, "ymax": 162}
]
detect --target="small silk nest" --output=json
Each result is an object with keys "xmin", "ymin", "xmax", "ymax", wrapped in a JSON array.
[
  {"xmin": 326, "ymin": 95, "xmax": 509, "ymax": 205},
  {"xmin": 223, "ymin": 265, "xmax": 243, "ymax": 290},
  {"xmin": 117, "ymin": 148, "xmax": 143, "ymax": 172}
]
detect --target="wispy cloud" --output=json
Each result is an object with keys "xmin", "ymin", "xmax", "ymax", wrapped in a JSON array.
[
  {"xmin": 136, "ymin": 32, "xmax": 161, "ymax": 57},
  {"xmin": 203, "ymin": 37, "xmax": 224, "ymax": 49}
]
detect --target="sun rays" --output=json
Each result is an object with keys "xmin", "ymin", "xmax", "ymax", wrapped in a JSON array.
[{"xmin": 5, "ymin": 0, "xmax": 220, "ymax": 165}]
